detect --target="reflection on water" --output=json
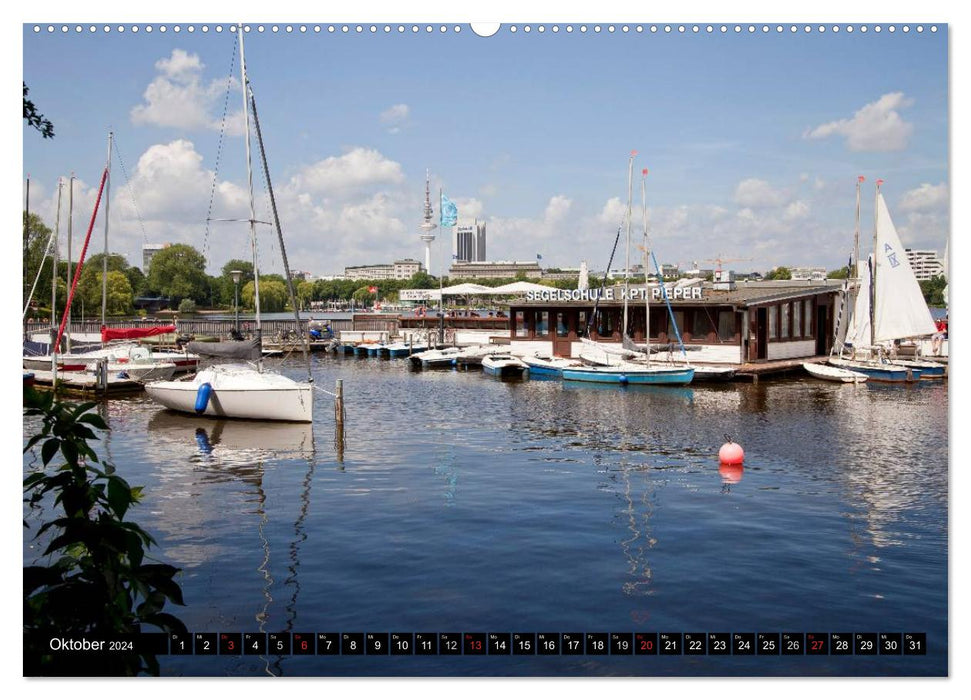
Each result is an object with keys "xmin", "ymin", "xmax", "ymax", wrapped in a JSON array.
[{"xmin": 22, "ymin": 356, "xmax": 948, "ymax": 675}]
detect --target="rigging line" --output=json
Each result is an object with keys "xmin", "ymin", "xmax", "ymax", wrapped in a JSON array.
[
  {"xmin": 204, "ymin": 31, "xmax": 240, "ymax": 266},
  {"xmin": 112, "ymin": 136, "xmax": 149, "ymax": 254},
  {"xmin": 586, "ymin": 224, "xmax": 624, "ymax": 337}
]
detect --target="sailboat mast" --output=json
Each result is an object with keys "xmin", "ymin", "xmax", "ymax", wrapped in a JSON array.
[
  {"xmin": 854, "ymin": 175, "xmax": 864, "ymax": 275},
  {"xmin": 51, "ymin": 178, "xmax": 63, "ymax": 381},
  {"xmin": 871, "ymin": 179, "xmax": 882, "ymax": 349},
  {"xmin": 641, "ymin": 168, "xmax": 650, "ymax": 368},
  {"xmin": 238, "ymin": 25, "xmax": 263, "ymax": 346},
  {"xmin": 101, "ymin": 131, "xmax": 113, "ymax": 328},
  {"xmin": 623, "ymin": 151, "xmax": 635, "ymax": 337},
  {"xmin": 66, "ymin": 173, "xmax": 74, "ymax": 353}
]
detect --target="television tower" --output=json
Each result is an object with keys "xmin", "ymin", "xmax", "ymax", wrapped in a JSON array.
[{"xmin": 418, "ymin": 170, "xmax": 437, "ymax": 274}]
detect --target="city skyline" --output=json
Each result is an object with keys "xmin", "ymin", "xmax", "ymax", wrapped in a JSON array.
[{"xmin": 21, "ymin": 20, "xmax": 949, "ymax": 282}]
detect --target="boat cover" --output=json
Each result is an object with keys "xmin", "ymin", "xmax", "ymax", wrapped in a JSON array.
[
  {"xmin": 101, "ymin": 325, "xmax": 177, "ymax": 342},
  {"xmin": 186, "ymin": 338, "xmax": 262, "ymax": 360}
]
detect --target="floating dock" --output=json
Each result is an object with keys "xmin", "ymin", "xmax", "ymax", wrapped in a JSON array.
[{"xmin": 26, "ymin": 369, "xmax": 145, "ymax": 396}]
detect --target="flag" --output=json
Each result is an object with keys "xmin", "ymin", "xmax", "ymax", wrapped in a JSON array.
[
  {"xmin": 440, "ymin": 193, "xmax": 458, "ymax": 227},
  {"xmin": 536, "ymin": 253, "xmax": 543, "ymax": 260}
]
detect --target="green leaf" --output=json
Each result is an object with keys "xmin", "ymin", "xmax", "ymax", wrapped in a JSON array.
[
  {"xmin": 107, "ymin": 476, "xmax": 132, "ymax": 519},
  {"xmin": 77, "ymin": 413, "xmax": 108, "ymax": 429},
  {"xmin": 41, "ymin": 438, "xmax": 61, "ymax": 466}
]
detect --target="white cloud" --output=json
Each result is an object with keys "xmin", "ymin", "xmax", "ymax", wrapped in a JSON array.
[
  {"xmin": 130, "ymin": 49, "xmax": 244, "ymax": 133},
  {"xmin": 380, "ymin": 103, "xmax": 409, "ymax": 123},
  {"xmin": 783, "ymin": 200, "xmax": 810, "ymax": 221},
  {"xmin": 544, "ymin": 195, "xmax": 572, "ymax": 225},
  {"xmin": 454, "ymin": 198, "xmax": 485, "ymax": 221},
  {"xmin": 804, "ymin": 92, "xmax": 914, "ymax": 152},
  {"xmin": 734, "ymin": 178, "xmax": 786, "ymax": 208},
  {"xmin": 898, "ymin": 182, "xmax": 948, "ymax": 212},
  {"xmin": 290, "ymin": 147, "xmax": 405, "ymax": 195}
]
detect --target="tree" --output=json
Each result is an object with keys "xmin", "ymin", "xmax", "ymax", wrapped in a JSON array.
[
  {"xmin": 23, "ymin": 83, "xmax": 54, "ymax": 139},
  {"xmin": 77, "ymin": 270, "xmax": 134, "ymax": 316},
  {"xmin": 764, "ymin": 266, "xmax": 792, "ymax": 281},
  {"xmin": 919, "ymin": 274, "xmax": 947, "ymax": 307},
  {"xmin": 241, "ymin": 279, "xmax": 288, "ymax": 312},
  {"xmin": 177, "ymin": 298, "xmax": 198, "ymax": 314},
  {"xmin": 827, "ymin": 266, "xmax": 851, "ymax": 280},
  {"xmin": 145, "ymin": 244, "xmax": 208, "ymax": 303},
  {"xmin": 23, "ymin": 212, "xmax": 54, "ymax": 311},
  {"xmin": 296, "ymin": 280, "xmax": 315, "ymax": 309},
  {"xmin": 216, "ymin": 260, "xmax": 254, "ymax": 307}
]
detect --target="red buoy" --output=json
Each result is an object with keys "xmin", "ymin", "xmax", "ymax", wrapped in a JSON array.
[{"xmin": 719, "ymin": 439, "xmax": 744, "ymax": 465}]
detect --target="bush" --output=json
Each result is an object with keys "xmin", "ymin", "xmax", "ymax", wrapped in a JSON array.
[
  {"xmin": 177, "ymin": 298, "xmax": 198, "ymax": 314},
  {"xmin": 23, "ymin": 392, "xmax": 187, "ymax": 675}
]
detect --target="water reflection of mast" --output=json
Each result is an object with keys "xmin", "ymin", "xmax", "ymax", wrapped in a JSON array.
[{"xmin": 616, "ymin": 455, "xmax": 657, "ymax": 598}]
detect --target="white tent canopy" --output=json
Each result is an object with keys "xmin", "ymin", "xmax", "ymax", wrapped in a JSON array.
[{"xmin": 436, "ymin": 281, "xmax": 553, "ymax": 296}]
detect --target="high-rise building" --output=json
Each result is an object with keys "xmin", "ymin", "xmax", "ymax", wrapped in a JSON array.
[
  {"xmin": 142, "ymin": 243, "xmax": 168, "ymax": 271},
  {"xmin": 455, "ymin": 220, "xmax": 487, "ymax": 262},
  {"xmin": 905, "ymin": 249, "xmax": 945, "ymax": 281}
]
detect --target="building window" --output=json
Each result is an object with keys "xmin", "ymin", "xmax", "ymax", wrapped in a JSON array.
[
  {"xmin": 515, "ymin": 311, "xmax": 528, "ymax": 337},
  {"xmin": 717, "ymin": 310, "xmax": 736, "ymax": 341},
  {"xmin": 781, "ymin": 302, "xmax": 790, "ymax": 339},
  {"xmin": 804, "ymin": 300, "xmax": 813, "ymax": 337},
  {"xmin": 793, "ymin": 301, "xmax": 802, "ymax": 339},
  {"xmin": 535, "ymin": 311, "xmax": 549, "ymax": 337},
  {"xmin": 556, "ymin": 312, "xmax": 569, "ymax": 337},
  {"xmin": 578, "ymin": 311, "xmax": 588, "ymax": 336},
  {"xmin": 769, "ymin": 305, "xmax": 778, "ymax": 340},
  {"xmin": 672, "ymin": 310, "xmax": 685, "ymax": 341}
]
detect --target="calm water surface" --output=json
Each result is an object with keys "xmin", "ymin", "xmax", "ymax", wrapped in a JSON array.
[{"xmin": 22, "ymin": 354, "xmax": 948, "ymax": 676}]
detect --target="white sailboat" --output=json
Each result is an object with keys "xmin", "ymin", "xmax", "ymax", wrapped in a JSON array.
[
  {"xmin": 829, "ymin": 180, "xmax": 937, "ymax": 382},
  {"xmin": 146, "ymin": 27, "xmax": 314, "ymax": 422}
]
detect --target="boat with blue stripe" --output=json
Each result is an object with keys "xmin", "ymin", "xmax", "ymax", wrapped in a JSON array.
[{"xmin": 562, "ymin": 363, "xmax": 695, "ymax": 385}]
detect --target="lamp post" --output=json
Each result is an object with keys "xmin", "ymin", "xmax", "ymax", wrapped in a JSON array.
[{"xmin": 231, "ymin": 270, "xmax": 242, "ymax": 334}]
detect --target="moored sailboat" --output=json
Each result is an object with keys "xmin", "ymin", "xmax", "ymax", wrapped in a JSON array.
[
  {"xmin": 829, "ymin": 179, "xmax": 936, "ymax": 383},
  {"xmin": 146, "ymin": 26, "xmax": 313, "ymax": 422}
]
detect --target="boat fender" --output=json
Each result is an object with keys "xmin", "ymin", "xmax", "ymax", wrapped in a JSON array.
[
  {"xmin": 195, "ymin": 382, "xmax": 213, "ymax": 413},
  {"xmin": 718, "ymin": 434, "xmax": 744, "ymax": 465},
  {"xmin": 619, "ymin": 375, "xmax": 628, "ymax": 384}
]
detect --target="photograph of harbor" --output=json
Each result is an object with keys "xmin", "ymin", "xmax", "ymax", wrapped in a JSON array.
[{"xmin": 21, "ymin": 15, "xmax": 949, "ymax": 682}]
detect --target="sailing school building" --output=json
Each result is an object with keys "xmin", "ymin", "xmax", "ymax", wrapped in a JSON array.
[{"xmin": 505, "ymin": 279, "xmax": 844, "ymax": 364}]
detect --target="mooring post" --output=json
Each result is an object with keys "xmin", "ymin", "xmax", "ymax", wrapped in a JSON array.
[{"xmin": 334, "ymin": 378, "xmax": 345, "ymax": 462}]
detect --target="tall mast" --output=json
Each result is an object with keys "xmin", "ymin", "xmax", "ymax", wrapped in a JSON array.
[
  {"xmin": 238, "ymin": 24, "xmax": 262, "ymax": 353},
  {"xmin": 51, "ymin": 179, "xmax": 63, "ymax": 381},
  {"xmin": 853, "ymin": 175, "xmax": 864, "ymax": 275},
  {"xmin": 623, "ymin": 150, "xmax": 636, "ymax": 338},
  {"xmin": 101, "ymin": 131, "xmax": 113, "ymax": 328},
  {"xmin": 66, "ymin": 173, "xmax": 74, "ymax": 353},
  {"xmin": 641, "ymin": 168, "xmax": 650, "ymax": 368},
  {"xmin": 871, "ymin": 179, "xmax": 883, "ymax": 349}
]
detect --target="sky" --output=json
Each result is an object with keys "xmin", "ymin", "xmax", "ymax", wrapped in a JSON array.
[{"xmin": 19, "ymin": 12, "xmax": 950, "ymax": 280}]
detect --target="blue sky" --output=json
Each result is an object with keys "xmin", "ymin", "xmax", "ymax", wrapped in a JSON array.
[{"xmin": 20, "ymin": 14, "xmax": 949, "ymax": 280}]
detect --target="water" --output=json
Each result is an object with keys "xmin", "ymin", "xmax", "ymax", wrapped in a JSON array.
[{"xmin": 22, "ymin": 355, "xmax": 948, "ymax": 677}]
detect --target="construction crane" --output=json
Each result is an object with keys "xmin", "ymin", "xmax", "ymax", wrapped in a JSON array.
[{"xmin": 701, "ymin": 255, "xmax": 753, "ymax": 274}]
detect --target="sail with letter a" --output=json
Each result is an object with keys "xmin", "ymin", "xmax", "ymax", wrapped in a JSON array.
[{"xmin": 872, "ymin": 193, "xmax": 937, "ymax": 343}]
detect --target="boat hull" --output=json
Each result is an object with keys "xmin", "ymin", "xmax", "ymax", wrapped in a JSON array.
[
  {"xmin": 803, "ymin": 362, "xmax": 868, "ymax": 383},
  {"xmin": 828, "ymin": 358, "xmax": 918, "ymax": 383},
  {"xmin": 146, "ymin": 369, "xmax": 314, "ymax": 423},
  {"xmin": 562, "ymin": 366, "xmax": 695, "ymax": 385}
]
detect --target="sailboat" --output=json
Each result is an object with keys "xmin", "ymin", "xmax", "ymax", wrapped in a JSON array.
[
  {"xmin": 146, "ymin": 27, "xmax": 314, "ymax": 422},
  {"xmin": 829, "ymin": 180, "xmax": 937, "ymax": 382},
  {"xmin": 564, "ymin": 154, "xmax": 694, "ymax": 386}
]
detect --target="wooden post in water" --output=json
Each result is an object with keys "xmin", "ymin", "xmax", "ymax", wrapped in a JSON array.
[{"xmin": 334, "ymin": 378, "xmax": 345, "ymax": 462}]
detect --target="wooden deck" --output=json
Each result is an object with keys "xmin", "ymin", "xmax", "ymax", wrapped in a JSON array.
[
  {"xmin": 735, "ymin": 356, "xmax": 826, "ymax": 382},
  {"xmin": 26, "ymin": 370, "xmax": 145, "ymax": 396}
]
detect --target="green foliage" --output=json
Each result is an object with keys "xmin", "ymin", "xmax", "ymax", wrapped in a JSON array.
[
  {"xmin": 764, "ymin": 266, "xmax": 792, "ymax": 281},
  {"xmin": 241, "ymin": 279, "xmax": 288, "ymax": 312},
  {"xmin": 23, "ymin": 212, "xmax": 54, "ymax": 311},
  {"xmin": 24, "ymin": 83, "xmax": 54, "ymax": 138},
  {"xmin": 919, "ymin": 275, "xmax": 947, "ymax": 307},
  {"xmin": 177, "ymin": 298, "xmax": 198, "ymax": 314},
  {"xmin": 23, "ymin": 392, "xmax": 187, "ymax": 675},
  {"xmin": 827, "ymin": 266, "xmax": 851, "ymax": 280},
  {"xmin": 78, "ymin": 270, "xmax": 134, "ymax": 316},
  {"xmin": 216, "ymin": 260, "xmax": 254, "ymax": 307},
  {"xmin": 145, "ymin": 244, "xmax": 208, "ymax": 303}
]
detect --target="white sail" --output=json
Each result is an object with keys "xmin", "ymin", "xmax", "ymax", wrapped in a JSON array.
[
  {"xmin": 844, "ymin": 256, "xmax": 872, "ymax": 350},
  {"xmin": 872, "ymin": 193, "xmax": 937, "ymax": 343}
]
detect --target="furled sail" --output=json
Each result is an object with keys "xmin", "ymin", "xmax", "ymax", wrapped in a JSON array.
[{"xmin": 101, "ymin": 325, "xmax": 176, "ymax": 342}]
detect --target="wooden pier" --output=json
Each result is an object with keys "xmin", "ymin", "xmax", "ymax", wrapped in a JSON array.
[
  {"xmin": 736, "ymin": 356, "xmax": 826, "ymax": 382},
  {"xmin": 26, "ymin": 369, "xmax": 145, "ymax": 396}
]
